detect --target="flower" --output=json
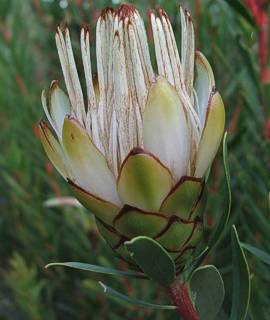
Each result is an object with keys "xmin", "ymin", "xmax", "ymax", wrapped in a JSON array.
[{"xmin": 38, "ymin": 4, "xmax": 225, "ymax": 271}]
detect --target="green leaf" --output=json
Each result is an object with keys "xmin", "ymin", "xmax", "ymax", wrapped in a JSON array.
[
  {"xmin": 237, "ymin": 37, "xmax": 260, "ymax": 90},
  {"xmin": 99, "ymin": 281, "xmax": 177, "ymax": 310},
  {"xmin": 223, "ymin": 0, "xmax": 255, "ymax": 27},
  {"xmin": 186, "ymin": 246, "xmax": 209, "ymax": 273},
  {"xmin": 192, "ymin": 132, "xmax": 231, "ymax": 269},
  {"xmin": 241, "ymin": 243, "xmax": 270, "ymax": 265},
  {"xmin": 125, "ymin": 236, "xmax": 176, "ymax": 286},
  {"xmin": 209, "ymin": 132, "xmax": 231, "ymax": 248},
  {"xmin": 230, "ymin": 226, "xmax": 251, "ymax": 320},
  {"xmin": 45, "ymin": 262, "xmax": 147, "ymax": 279},
  {"xmin": 189, "ymin": 265, "xmax": 225, "ymax": 320},
  {"xmin": 262, "ymin": 83, "xmax": 270, "ymax": 117}
]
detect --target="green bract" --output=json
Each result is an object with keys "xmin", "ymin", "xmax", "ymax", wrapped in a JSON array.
[{"xmin": 39, "ymin": 4, "xmax": 225, "ymax": 272}]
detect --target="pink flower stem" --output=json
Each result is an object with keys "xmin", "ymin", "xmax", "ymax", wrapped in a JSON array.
[{"xmin": 168, "ymin": 281, "xmax": 199, "ymax": 320}]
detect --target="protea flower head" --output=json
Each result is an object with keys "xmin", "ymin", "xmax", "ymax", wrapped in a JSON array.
[{"xmin": 39, "ymin": 4, "xmax": 225, "ymax": 272}]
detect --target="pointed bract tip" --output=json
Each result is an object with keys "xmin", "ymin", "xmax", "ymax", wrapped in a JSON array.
[
  {"xmin": 38, "ymin": 120, "xmax": 51, "ymax": 140},
  {"xmin": 81, "ymin": 24, "xmax": 89, "ymax": 33},
  {"xmin": 208, "ymin": 87, "xmax": 217, "ymax": 104},
  {"xmin": 38, "ymin": 119, "xmax": 47, "ymax": 129},
  {"xmin": 211, "ymin": 86, "xmax": 217, "ymax": 95},
  {"xmin": 184, "ymin": 8, "xmax": 192, "ymax": 22},
  {"xmin": 50, "ymin": 80, "xmax": 59, "ymax": 90},
  {"xmin": 56, "ymin": 23, "xmax": 68, "ymax": 33},
  {"xmin": 55, "ymin": 24, "xmax": 61, "ymax": 33},
  {"xmin": 128, "ymin": 147, "xmax": 145, "ymax": 156},
  {"xmin": 148, "ymin": 8, "xmax": 156, "ymax": 18},
  {"xmin": 64, "ymin": 27, "xmax": 70, "ymax": 36},
  {"xmin": 157, "ymin": 6, "xmax": 168, "ymax": 19},
  {"xmin": 100, "ymin": 7, "xmax": 114, "ymax": 20},
  {"xmin": 154, "ymin": 75, "xmax": 168, "ymax": 85},
  {"xmin": 66, "ymin": 114, "xmax": 77, "ymax": 122},
  {"xmin": 116, "ymin": 4, "xmax": 136, "ymax": 20}
]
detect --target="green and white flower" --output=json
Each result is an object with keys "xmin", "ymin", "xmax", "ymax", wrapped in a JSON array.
[{"xmin": 39, "ymin": 4, "xmax": 225, "ymax": 271}]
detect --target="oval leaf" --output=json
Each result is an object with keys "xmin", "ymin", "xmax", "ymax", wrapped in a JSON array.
[
  {"xmin": 230, "ymin": 226, "xmax": 251, "ymax": 320},
  {"xmin": 125, "ymin": 236, "xmax": 176, "ymax": 286},
  {"xmin": 190, "ymin": 265, "xmax": 225, "ymax": 320}
]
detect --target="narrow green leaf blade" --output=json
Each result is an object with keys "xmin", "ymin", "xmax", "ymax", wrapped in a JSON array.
[
  {"xmin": 224, "ymin": 0, "xmax": 255, "ymax": 26},
  {"xmin": 209, "ymin": 132, "xmax": 231, "ymax": 248},
  {"xmin": 190, "ymin": 265, "xmax": 225, "ymax": 320},
  {"xmin": 230, "ymin": 226, "xmax": 251, "ymax": 320},
  {"xmin": 99, "ymin": 282, "xmax": 176, "ymax": 310},
  {"xmin": 237, "ymin": 37, "xmax": 260, "ymax": 89},
  {"xmin": 125, "ymin": 236, "xmax": 176, "ymax": 286},
  {"xmin": 241, "ymin": 243, "xmax": 270, "ymax": 265},
  {"xmin": 45, "ymin": 262, "xmax": 146, "ymax": 279},
  {"xmin": 192, "ymin": 132, "xmax": 231, "ymax": 269}
]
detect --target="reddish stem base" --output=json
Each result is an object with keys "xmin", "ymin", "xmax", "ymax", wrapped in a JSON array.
[{"xmin": 169, "ymin": 281, "xmax": 199, "ymax": 320}]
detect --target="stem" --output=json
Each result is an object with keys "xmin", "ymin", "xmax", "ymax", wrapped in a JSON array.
[{"xmin": 168, "ymin": 281, "xmax": 199, "ymax": 320}]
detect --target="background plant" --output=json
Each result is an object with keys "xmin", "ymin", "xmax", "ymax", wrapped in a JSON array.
[{"xmin": 0, "ymin": 0, "xmax": 270, "ymax": 319}]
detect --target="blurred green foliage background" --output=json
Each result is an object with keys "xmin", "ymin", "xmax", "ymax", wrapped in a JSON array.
[{"xmin": 0, "ymin": 0, "xmax": 270, "ymax": 319}]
